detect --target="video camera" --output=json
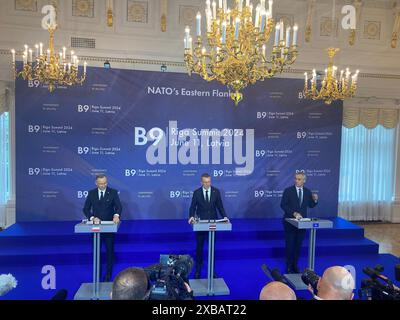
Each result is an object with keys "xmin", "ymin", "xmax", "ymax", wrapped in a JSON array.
[
  {"xmin": 359, "ymin": 265, "xmax": 400, "ymax": 300},
  {"xmin": 301, "ymin": 268, "xmax": 320, "ymax": 293},
  {"xmin": 144, "ymin": 254, "xmax": 194, "ymax": 300}
]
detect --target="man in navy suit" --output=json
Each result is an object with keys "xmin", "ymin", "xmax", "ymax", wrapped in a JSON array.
[
  {"xmin": 83, "ymin": 174, "xmax": 122, "ymax": 282},
  {"xmin": 280, "ymin": 172, "xmax": 318, "ymax": 274},
  {"xmin": 188, "ymin": 173, "xmax": 229, "ymax": 279}
]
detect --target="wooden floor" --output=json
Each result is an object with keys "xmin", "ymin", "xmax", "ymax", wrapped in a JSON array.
[{"xmin": 356, "ymin": 222, "xmax": 400, "ymax": 257}]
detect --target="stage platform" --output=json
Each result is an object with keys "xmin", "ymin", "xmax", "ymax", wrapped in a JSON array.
[{"xmin": 0, "ymin": 217, "xmax": 398, "ymax": 300}]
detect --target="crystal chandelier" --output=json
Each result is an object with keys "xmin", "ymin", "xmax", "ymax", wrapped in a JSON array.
[
  {"xmin": 303, "ymin": 48, "xmax": 359, "ymax": 105},
  {"xmin": 11, "ymin": 6, "xmax": 87, "ymax": 93},
  {"xmin": 184, "ymin": 0, "xmax": 299, "ymax": 105}
]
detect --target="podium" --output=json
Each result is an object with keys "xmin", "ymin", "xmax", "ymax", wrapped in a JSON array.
[
  {"xmin": 284, "ymin": 218, "xmax": 333, "ymax": 290},
  {"xmin": 73, "ymin": 221, "xmax": 120, "ymax": 300},
  {"xmin": 189, "ymin": 220, "xmax": 232, "ymax": 297}
]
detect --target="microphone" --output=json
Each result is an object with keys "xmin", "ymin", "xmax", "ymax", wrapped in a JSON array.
[
  {"xmin": 261, "ymin": 264, "xmax": 274, "ymax": 282},
  {"xmin": 51, "ymin": 289, "xmax": 68, "ymax": 300},
  {"xmin": 363, "ymin": 267, "xmax": 382, "ymax": 279},
  {"xmin": 271, "ymin": 268, "xmax": 291, "ymax": 286}
]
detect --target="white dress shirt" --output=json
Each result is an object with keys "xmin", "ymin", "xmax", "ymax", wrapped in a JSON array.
[
  {"xmin": 296, "ymin": 186, "xmax": 303, "ymax": 205},
  {"xmin": 98, "ymin": 188, "xmax": 106, "ymax": 200},
  {"xmin": 90, "ymin": 188, "xmax": 119, "ymax": 221},
  {"xmin": 202, "ymin": 187, "xmax": 211, "ymax": 203}
]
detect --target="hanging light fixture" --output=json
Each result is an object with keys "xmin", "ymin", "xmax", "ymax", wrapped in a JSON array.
[
  {"xmin": 11, "ymin": 5, "xmax": 87, "ymax": 93},
  {"xmin": 303, "ymin": 48, "xmax": 359, "ymax": 105},
  {"xmin": 184, "ymin": 0, "xmax": 299, "ymax": 106},
  {"xmin": 303, "ymin": 0, "xmax": 360, "ymax": 105}
]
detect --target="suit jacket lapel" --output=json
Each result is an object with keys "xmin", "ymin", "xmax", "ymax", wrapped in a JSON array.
[
  {"xmin": 95, "ymin": 189, "xmax": 101, "ymax": 202},
  {"xmin": 199, "ymin": 188, "xmax": 206, "ymax": 205},
  {"xmin": 293, "ymin": 186, "xmax": 301, "ymax": 209}
]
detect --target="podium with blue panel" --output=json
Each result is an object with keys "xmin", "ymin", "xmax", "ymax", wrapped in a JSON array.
[
  {"xmin": 284, "ymin": 218, "xmax": 333, "ymax": 290},
  {"xmin": 189, "ymin": 220, "xmax": 232, "ymax": 297},
  {"xmin": 74, "ymin": 221, "xmax": 120, "ymax": 300}
]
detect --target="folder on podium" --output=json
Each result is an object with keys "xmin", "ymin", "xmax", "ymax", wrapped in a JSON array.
[
  {"xmin": 284, "ymin": 218, "xmax": 333, "ymax": 290},
  {"xmin": 189, "ymin": 219, "xmax": 232, "ymax": 297},
  {"xmin": 73, "ymin": 221, "xmax": 120, "ymax": 300}
]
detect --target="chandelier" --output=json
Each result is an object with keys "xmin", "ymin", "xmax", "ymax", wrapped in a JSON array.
[
  {"xmin": 11, "ymin": 6, "xmax": 87, "ymax": 93},
  {"xmin": 303, "ymin": 48, "xmax": 359, "ymax": 105},
  {"xmin": 184, "ymin": 0, "xmax": 299, "ymax": 105}
]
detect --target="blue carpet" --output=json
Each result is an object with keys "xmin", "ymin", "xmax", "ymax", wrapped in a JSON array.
[{"xmin": 0, "ymin": 218, "xmax": 398, "ymax": 300}]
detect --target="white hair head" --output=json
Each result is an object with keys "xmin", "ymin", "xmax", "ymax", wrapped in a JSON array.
[{"xmin": 0, "ymin": 274, "xmax": 17, "ymax": 297}]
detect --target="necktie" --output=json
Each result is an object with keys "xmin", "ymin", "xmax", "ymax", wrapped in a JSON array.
[
  {"xmin": 100, "ymin": 191, "xmax": 104, "ymax": 201},
  {"xmin": 205, "ymin": 190, "xmax": 209, "ymax": 203},
  {"xmin": 298, "ymin": 188, "xmax": 302, "ymax": 207}
]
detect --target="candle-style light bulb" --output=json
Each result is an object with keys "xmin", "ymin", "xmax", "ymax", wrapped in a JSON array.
[
  {"xmin": 212, "ymin": 1, "xmax": 217, "ymax": 19},
  {"xmin": 279, "ymin": 20, "xmax": 284, "ymax": 42},
  {"xmin": 285, "ymin": 26, "xmax": 291, "ymax": 47},
  {"xmin": 274, "ymin": 23, "xmax": 280, "ymax": 46},
  {"xmin": 260, "ymin": 10, "xmax": 266, "ymax": 32},
  {"xmin": 196, "ymin": 12, "xmax": 202, "ymax": 37},
  {"xmin": 238, "ymin": 0, "xmax": 243, "ymax": 11},
  {"xmin": 11, "ymin": 49, "xmax": 15, "ymax": 64},
  {"xmin": 221, "ymin": 21, "xmax": 227, "ymax": 44},
  {"xmin": 304, "ymin": 72, "xmax": 308, "ymax": 89},
  {"xmin": 292, "ymin": 24, "xmax": 298, "ymax": 46},
  {"xmin": 355, "ymin": 70, "xmax": 359, "ymax": 82},
  {"xmin": 235, "ymin": 17, "xmax": 241, "ymax": 40},
  {"xmin": 255, "ymin": 5, "xmax": 260, "ymax": 28},
  {"xmin": 188, "ymin": 37, "xmax": 193, "ymax": 53},
  {"xmin": 185, "ymin": 26, "xmax": 190, "ymax": 44}
]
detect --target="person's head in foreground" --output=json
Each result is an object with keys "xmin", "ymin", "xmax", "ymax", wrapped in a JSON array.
[
  {"xmin": 315, "ymin": 266, "xmax": 355, "ymax": 300},
  {"xmin": 111, "ymin": 267, "xmax": 149, "ymax": 300},
  {"xmin": 259, "ymin": 281, "xmax": 297, "ymax": 300}
]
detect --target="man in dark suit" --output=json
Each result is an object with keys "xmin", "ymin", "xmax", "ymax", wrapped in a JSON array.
[
  {"xmin": 280, "ymin": 172, "xmax": 318, "ymax": 274},
  {"xmin": 188, "ymin": 173, "xmax": 229, "ymax": 279},
  {"xmin": 83, "ymin": 174, "xmax": 122, "ymax": 282}
]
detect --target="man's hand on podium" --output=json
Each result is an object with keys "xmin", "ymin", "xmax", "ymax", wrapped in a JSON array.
[
  {"xmin": 183, "ymin": 282, "xmax": 193, "ymax": 293},
  {"xmin": 113, "ymin": 214, "xmax": 120, "ymax": 224},
  {"xmin": 93, "ymin": 217, "xmax": 101, "ymax": 225},
  {"xmin": 188, "ymin": 217, "xmax": 195, "ymax": 225},
  {"xmin": 293, "ymin": 212, "xmax": 303, "ymax": 220}
]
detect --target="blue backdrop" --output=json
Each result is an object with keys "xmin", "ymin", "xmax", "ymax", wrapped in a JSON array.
[{"xmin": 16, "ymin": 67, "xmax": 342, "ymax": 221}]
